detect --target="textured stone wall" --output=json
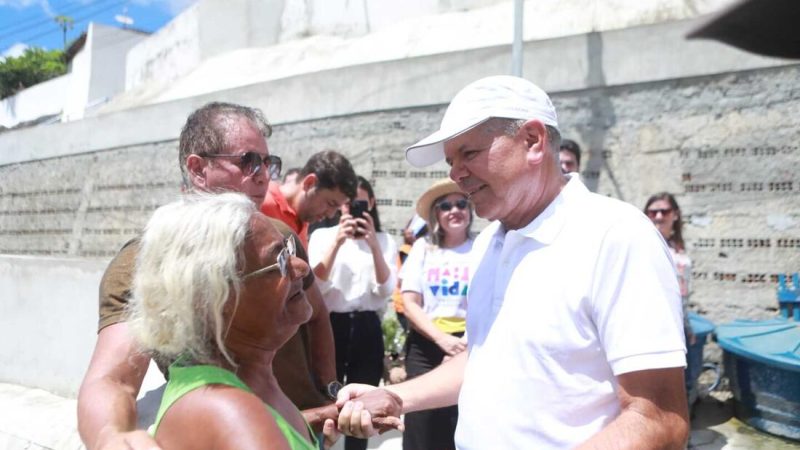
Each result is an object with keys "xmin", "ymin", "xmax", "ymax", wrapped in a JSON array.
[
  {"xmin": 267, "ymin": 66, "xmax": 800, "ymax": 325},
  {"xmin": 1, "ymin": 64, "xmax": 798, "ymax": 327},
  {"xmin": 0, "ymin": 141, "xmax": 180, "ymax": 258},
  {"xmin": 555, "ymin": 65, "xmax": 800, "ymax": 324}
]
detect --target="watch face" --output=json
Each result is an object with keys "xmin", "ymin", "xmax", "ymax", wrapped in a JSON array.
[{"xmin": 327, "ymin": 381, "xmax": 343, "ymax": 399}]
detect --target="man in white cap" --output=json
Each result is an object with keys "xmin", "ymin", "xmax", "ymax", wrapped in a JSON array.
[{"xmin": 336, "ymin": 76, "xmax": 689, "ymax": 449}]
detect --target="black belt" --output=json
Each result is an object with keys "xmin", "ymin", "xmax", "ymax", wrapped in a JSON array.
[{"xmin": 332, "ymin": 310, "xmax": 377, "ymax": 318}]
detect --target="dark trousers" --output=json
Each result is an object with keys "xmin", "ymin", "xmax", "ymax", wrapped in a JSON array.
[
  {"xmin": 397, "ymin": 312, "xmax": 409, "ymax": 332},
  {"xmin": 330, "ymin": 311, "xmax": 385, "ymax": 450},
  {"xmin": 403, "ymin": 329, "xmax": 462, "ymax": 450}
]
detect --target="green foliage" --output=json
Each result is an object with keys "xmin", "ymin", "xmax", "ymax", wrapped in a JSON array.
[
  {"xmin": 381, "ymin": 311, "xmax": 406, "ymax": 356},
  {"xmin": 0, "ymin": 47, "xmax": 66, "ymax": 99}
]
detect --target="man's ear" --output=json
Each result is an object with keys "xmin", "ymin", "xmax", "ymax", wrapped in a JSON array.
[
  {"xmin": 520, "ymin": 119, "xmax": 548, "ymax": 166},
  {"xmin": 301, "ymin": 173, "xmax": 318, "ymax": 192},
  {"xmin": 185, "ymin": 154, "xmax": 208, "ymax": 188}
]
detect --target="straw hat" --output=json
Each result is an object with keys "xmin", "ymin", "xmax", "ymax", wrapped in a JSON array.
[{"xmin": 416, "ymin": 178, "xmax": 464, "ymax": 222}]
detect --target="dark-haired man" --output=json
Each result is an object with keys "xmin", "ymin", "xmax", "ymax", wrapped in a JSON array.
[
  {"xmin": 559, "ymin": 138, "xmax": 581, "ymax": 174},
  {"xmin": 261, "ymin": 150, "xmax": 357, "ymax": 248}
]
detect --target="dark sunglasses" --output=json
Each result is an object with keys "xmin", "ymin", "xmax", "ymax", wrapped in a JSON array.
[
  {"xmin": 242, "ymin": 236, "xmax": 297, "ymax": 279},
  {"xmin": 436, "ymin": 199, "xmax": 469, "ymax": 212},
  {"xmin": 202, "ymin": 152, "xmax": 282, "ymax": 179},
  {"xmin": 646, "ymin": 207, "xmax": 673, "ymax": 218}
]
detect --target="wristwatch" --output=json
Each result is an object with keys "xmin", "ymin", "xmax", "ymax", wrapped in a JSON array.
[{"xmin": 325, "ymin": 380, "xmax": 344, "ymax": 400}]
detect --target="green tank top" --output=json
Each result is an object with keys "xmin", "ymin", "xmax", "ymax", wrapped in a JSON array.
[{"xmin": 151, "ymin": 363, "xmax": 319, "ymax": 450}]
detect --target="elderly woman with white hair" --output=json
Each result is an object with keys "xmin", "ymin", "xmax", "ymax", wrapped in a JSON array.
[{"xmin": 127, "ymin": 192, "xmax": 345, "ymax": 450}]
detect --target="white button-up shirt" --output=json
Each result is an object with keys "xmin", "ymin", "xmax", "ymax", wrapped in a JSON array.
[{"xmin": 308, "ymin": 227, "xmax": 397, "ymax": 314}]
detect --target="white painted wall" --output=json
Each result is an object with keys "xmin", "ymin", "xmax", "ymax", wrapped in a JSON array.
[
  {"xmin": 86, "ymin": 24, "xmax": 147, "ymax": 112},
  {"xmin": 62, "ymin": 23, "xmax": 147, "ymax": 122},
  {"xmin": 61, "ymin": 27, "xmax": 93, "ymax": 122},
  {"xmin": 0, "ymin": 255, "xmax": 108, "ymax": 397},
  {"xmin": 122, "ymin": 0, "xmax": 735, "ymax": 103},
  {"xmin": 2, "ymin": 18, "xmax": 793, "ymax": 167},
  {"xmin": 125, "ymin": 4, "xmax": 201, "ymax": 92},
  {"xmin": 197, "ymin": 0, "xmax": 285, "ymax": 60},
  {"xmin": 0, "ymin": 74, "xmax": 68, "ymax": 128},
  {"xmin": 0, "ymin": 24, "xmax": 145, "ymax": 127}
]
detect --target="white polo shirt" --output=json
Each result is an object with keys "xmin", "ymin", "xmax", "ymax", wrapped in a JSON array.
[{"xmin": 455, "ymin": 176, "xmax": 686, "ymax": 449}]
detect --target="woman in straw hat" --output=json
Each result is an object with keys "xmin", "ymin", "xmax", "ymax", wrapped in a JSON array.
[{"xmin": 399, "ymin": 178, "xmax": 474, "ymax": 450}]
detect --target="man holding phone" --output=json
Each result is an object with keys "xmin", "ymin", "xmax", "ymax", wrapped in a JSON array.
[{"xmin": 307, "ymin": 175, "xmax": 398, "ymax": 450}]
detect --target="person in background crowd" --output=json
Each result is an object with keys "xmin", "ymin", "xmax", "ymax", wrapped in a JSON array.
[
  {"xmin": 392, "ymin": 214, "xmax": 428, "ymax": 332},
  {"xmin": 261, "ymin": 150, "xmax": 356, "ymax": 248},
  {"xmin": 128, "ymin": 193, "xmax": 338, "ymax": 450},
  {"xmin": 308, "ymin": 175, "xmax": 397, "ymax": 450},
  {"xmin": 644, "ymin": 192, "xmax": 697, "ymax": 410},
  {"xmin": 335, "ymin": 76, "xmax": 688, "ymax": 449},
  {"xmin": 644, "ymin": 192, "xmax": 695, "ymax": 346},
  {"xmin": 398, "ymin": 178, "xmax": 474, "ymax": 450},
  {"xmin": 559, "ymin": 138, "xmax": 581, "ymax": 174}
]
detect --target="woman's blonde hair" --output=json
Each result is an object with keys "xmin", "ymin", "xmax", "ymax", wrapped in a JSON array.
[
  {"xmin": 426, "ymin": 193, "xmax": 474, "ymax": 248},
  {"xmin": 127, "ymin": 192, "xmax": 255, "ymax": 366}
]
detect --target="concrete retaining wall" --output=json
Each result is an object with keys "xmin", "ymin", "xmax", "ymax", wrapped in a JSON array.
[{"xmin": 0, "ymin": 255, "xmax": 107, "ymax": 397}]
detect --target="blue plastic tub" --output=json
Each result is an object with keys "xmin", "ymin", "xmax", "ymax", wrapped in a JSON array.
[{"xmin": 716, "ymin": 318, "xmax": 800, "ymax": 440}]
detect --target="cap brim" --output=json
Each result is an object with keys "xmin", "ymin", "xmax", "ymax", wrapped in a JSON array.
[
  {"xmin": 405, "ymin": 135, "xmax": 446, "ymax": 168},
  {"xmin": 687, "ymin": 0, "xmax": 800, "ymax": 59},
  {"xmin": 405, "ymin": 118, "xmax": 489, "ymax": 167}
]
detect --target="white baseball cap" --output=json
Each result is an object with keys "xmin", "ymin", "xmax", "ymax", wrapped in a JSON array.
[{"xmin": 405, "ymin": 75, "xmax": 559, "ymax": 167}]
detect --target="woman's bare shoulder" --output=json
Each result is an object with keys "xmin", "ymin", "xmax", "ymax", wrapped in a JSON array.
[{"xmin": 156, "ymin": 384, "xmax": 291, "ymax": 450}]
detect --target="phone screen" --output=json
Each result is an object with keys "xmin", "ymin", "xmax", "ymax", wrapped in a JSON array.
[
  {"xmin": 351, "ymin": 200, "xmax": 368, "ymax": 219},
  {"xmin": 350, "ymin": 200, "xmax": 369, "ymax": 237}
]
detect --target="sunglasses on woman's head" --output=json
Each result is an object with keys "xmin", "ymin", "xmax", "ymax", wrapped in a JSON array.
[
  {"xmin": 437, "ymin": 199, "xmax": 469, "ymax": 212},
  {"xmin": 202, "ymin": 152, "xmax": 282, "ymax": 179},
  {"xmin": 646, "ymin": 208, "xmax": 673, "ymax": 218}
]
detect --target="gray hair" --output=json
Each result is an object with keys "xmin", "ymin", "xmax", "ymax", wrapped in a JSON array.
[
  {"xmin": 487, "ymin": 118, "xmax": 562, "ymax": 153},
  {"xmin": 127, "ymin": 192, "xmax": 256, "ymax": 366},
  {"xmin": 178, "ymin": 102, "xmax": 273, "ymax": 188}
]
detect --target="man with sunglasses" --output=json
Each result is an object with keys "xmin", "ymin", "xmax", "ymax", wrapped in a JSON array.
[
  {"xmin": 78, "ymin": 102, "xmax": 400, "ymax": 450},
  {"xmin": 336, "ymin": 76, "xmax": 688, "ymax": 449}
]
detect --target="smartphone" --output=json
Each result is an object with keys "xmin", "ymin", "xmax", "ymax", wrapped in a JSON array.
[
  {"xmin": 350, "ymin": 200, "xmax": 369, "ymax": 219},
  {"xmin": 350, "ymin": 200, "xmax": 369, "ymax": 237}
]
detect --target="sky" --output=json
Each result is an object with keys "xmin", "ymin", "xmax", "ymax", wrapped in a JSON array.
[{"xmin": 0, "ymin": 0, "xmax": 196, "ymax": 58}]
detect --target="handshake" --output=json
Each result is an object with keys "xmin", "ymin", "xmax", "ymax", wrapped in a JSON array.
[{"xmin": 320, "ymin": 384, "xmax": 405, "ymax": 438}]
